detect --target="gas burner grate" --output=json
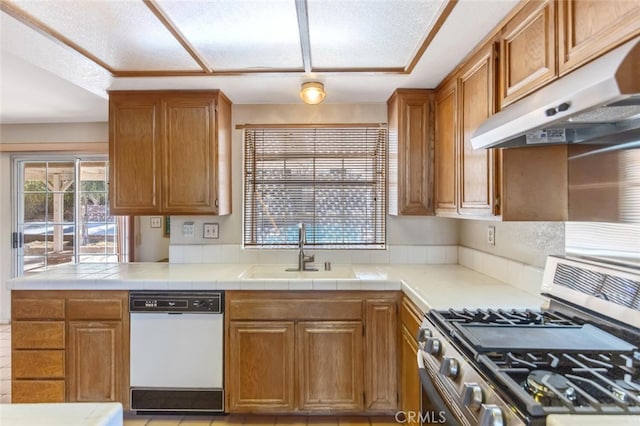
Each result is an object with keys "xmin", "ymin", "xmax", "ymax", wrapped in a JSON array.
[
  {"xmin": 479, "ymin": 348, "xmax": 640, "ymax": 416},
  {"xmin": 439, "ymin": 308, "xmax": 580, "ymax": 326}
]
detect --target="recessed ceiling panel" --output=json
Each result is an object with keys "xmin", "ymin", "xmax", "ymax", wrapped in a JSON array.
[
  {"xmin": 307, "ymin": 0, "xmax": 447, "ymax": 69},
  {"xmin": 157, "ymin": 0, "xmax": 303, "ymax": 71},
  {"xmin": 6, "ymin": 0, "xmax": 201, "ymax": 71}
]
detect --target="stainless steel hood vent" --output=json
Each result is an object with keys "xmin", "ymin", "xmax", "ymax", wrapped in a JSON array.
[{"xmin": 471, "ymin": 36, "xmax": 640, "ymax": 150}]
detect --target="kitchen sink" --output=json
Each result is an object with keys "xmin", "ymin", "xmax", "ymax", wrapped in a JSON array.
[{"xmin": 240, "ymin": 265, "xmax": 357, "ymax": 280}]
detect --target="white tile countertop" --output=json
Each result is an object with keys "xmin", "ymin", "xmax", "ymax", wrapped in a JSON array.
[
  {"xmin": 0, "ymin": 402, "xmax": 123, "ymax": 426},
  {"xmin": 7, "ymin": 262, "xmax": 547, "ymax": 312}
]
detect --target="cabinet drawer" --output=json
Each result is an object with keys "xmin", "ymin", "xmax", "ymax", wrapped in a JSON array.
[
  {"xmin": 230, "ymin": 298, "xmax": 362, "ymax": 321},
  {"xmin": 12, "ymin": 322, "xmax": 65, "ymax": 349},
  {"xmin": 13, "ymin": 350, "xmax": 65, "ymax": 379},
  {"xmin": 12, "ymin": 380, "xmax": 65, "ymax": 403},
  {"xmin": 67, "ymin": 298, "xmax": 124, "ymax": 320},
  {"xmin": 400, "ymin": 297, "xmax": 423, "ymax": 337},
  {"xmin": 12, "ymin": 298, "xmax": 65, "ymax": 320}
]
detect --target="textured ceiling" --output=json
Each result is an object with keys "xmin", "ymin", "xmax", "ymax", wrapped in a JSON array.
[{"xmin": 0, "ymin": 0, "xmax": 520, "ymax": 124}]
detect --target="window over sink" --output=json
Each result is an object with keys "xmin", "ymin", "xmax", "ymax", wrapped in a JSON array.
[{"xmin": 242, "ymin": 125, "xmax": 386, "ymax": 249}]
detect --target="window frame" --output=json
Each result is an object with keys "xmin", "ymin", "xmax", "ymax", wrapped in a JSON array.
[
  {"xmin": 242, "ymin": 123, "xmax": 387, "ymax": 250},
  {"xmin": 12, "ymin": 154, "xmax": 127, "ymax": 276}
]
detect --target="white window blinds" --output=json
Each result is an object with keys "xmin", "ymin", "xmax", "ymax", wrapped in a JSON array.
[{"xmin": 243, "ymin": 125, "xmax": 386, "ymax": 249}]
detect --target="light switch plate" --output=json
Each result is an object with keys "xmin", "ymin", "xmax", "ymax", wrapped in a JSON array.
[
  {"xmin": 150, "ymin": 217, "xmax": 162, "ymax": 228},
  {"xmin": 203, "ymin": 223, "xmax": 219, "ymax": 239},
  {"xmin": 183, "ymin": 221, "xmax": 195, "ymax": 238}
]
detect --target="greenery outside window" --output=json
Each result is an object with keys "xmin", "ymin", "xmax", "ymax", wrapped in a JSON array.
[
  {"xmin": 243, "ymin": 125, "xmax": 387, "ymax": 249},
  {"xmin": 15, "ymin": 157, "xmax": 127, "ymax": 275}
]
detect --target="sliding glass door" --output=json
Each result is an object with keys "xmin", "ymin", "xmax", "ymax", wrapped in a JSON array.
[{"xmin": 14, "ymin": 157, "xmax": 127, "ymax": 275}]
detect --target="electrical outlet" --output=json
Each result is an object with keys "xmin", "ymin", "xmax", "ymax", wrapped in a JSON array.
[
  {"xmin": 182, "ymin": 221, "xmax": 195, "ymax": 238},
  {"xmin": 487, "ymin": 225, "xmax": 495, "ymax": 246},
  {"xmin": 150, "ymin": 217, "xmax": 162, "ymax": 228},
  {"xmin": 203, "ymin": 223, "xmax": 219, "ymax": 239}
]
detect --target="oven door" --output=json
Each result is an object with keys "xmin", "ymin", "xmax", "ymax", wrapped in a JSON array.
[{"xmin": 417, "ymin": 348, "xmax": 462, "ymax": 426}]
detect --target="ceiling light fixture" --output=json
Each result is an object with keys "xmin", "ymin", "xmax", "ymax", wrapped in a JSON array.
[{"xmin": 300, "ymin": 82, "xmax": 326, "ymax": 104}]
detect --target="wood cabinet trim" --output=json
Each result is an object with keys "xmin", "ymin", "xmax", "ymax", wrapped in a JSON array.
[
  {"xmin": 365, "ymin": 299, "xmax": 398, "ymax": 410},
  {"xmin": 499, "ymin": 0, "xmax": 557, "ymax": 108},
  {"xmin": 457, "ymin": 42, "xmax": 498, "ymax": 217},
  {"xmin": 12, "ymin": 380, "xmax": 65, "ymax": 403},
  {"xmin": 297, "ymin": 321, "xmax": 364, "ymax": 411},
  {"xmin": 228, "ymin": 321, "xmax": 295, "ymax": 412},
  {"xmin": 12, "ymin": 350, "xmax": 65, "ymax": 379},
  {"xmin": 558, "ymin": 0, "xmax": 640, "ymax": 75},
  {"xmin": 108, "ymin": 90, "xmax": 231, "ymax": 215},
  {"xmin": 387, "ymin": 89, "xmax": 435, "ymax": 216},
  {"xmin": 12, "ymin": 298, "xmax": 65, "ymax": 320}
]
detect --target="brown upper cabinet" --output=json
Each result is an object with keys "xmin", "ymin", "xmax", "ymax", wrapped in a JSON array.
[
  {"xmin": 435, "ymin": 41, "xmax": 499, "ymax": 218},
  {"xmin": 387, "ymin": 89, "xmax": 434, "ymax": 216},
  {"xmin": 498, "ymin": 0, "xmax": 640, "ymax": 108},
  {"xmin": 499, "ymin": 0, "xmax": 557, "ymax": 109},
  {"xmin": 435, "ymin": 38, "xmax": 568, "ymax": 221},
  {"xmin": 109, "ymin": 90, "xmax": 231, "ymax": 216},
  {"xmin": 433, "ymin": 0, "xmax": 639, "ymax": 221},
  {"xmin": 558, "ymin": 0, "xmax": 640, "ymax": 76}
]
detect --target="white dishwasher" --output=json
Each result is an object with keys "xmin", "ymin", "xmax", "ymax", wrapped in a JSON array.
[{"xmin": 129, "ymin": 291, "xmax": 224, "ymax": 412}]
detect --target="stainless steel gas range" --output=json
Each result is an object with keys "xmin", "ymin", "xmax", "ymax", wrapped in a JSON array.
[{"xmin": 417, "ymin": 256, "xmax": 640, "ymax": 426}]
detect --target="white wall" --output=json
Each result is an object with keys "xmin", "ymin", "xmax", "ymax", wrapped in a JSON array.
[
  {"xmin": 168, "ymin": 103, "xmax": 460, "ymax": 258},
  {"xmin": 458, "ymin": 220, "xmax": 565, "ymax": 268},
  {"xmin": 134, "ymin": 216, "xmax": 170, "ymax": 262},
  {"xmin": 0, "ymin": 154, "xmax": 12, "ymax": 323}
]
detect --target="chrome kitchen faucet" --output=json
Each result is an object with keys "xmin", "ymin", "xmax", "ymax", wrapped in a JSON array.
[{"xmin": 287, "ymin": 223, "xmax": 317, "ymax": 272}]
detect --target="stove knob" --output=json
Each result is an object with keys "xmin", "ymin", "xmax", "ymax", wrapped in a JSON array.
[
  {"xmin": 425, "ymin": 337, "xmax": 441, "ymax": 356},
  {"xmin": 479, "ymin": 404, "xmax": 504, "ymax": 426},
  {"xmin": 416, "ymin": 327, "xmax": 432, "ymax": 343},
  {"xmin": 439, "ymin": 357, "xmax": 459, "ymax": 379},
  {"xmin": 462, "ymin": 383, "xmax": 483, "ymax": 411}
]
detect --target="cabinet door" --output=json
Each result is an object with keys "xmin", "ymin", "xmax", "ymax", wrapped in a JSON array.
[
  {"xmin": 400, "ymin": 325, "xmax": 420, "ymax": 426},
  {"xmin": 558, "ymin": 0, "xmax": 640, "ymax": 75},
  {"xmin": 499, "ymin": 0, "xmax": 556, "ymax": 108},
  {"xmin": 364, "ymin": 299, "xmax": 397, "ymax": 411},
  {"xmin": 388, "ymin": 90, "xmax": 434, "ymax": 216},
  {"xmin": 228, "ymin": 321, "xmax": 295, "ymax": 412},
  {"xmin": 297, "ymin": 321, "xmax": 364, "ymax": 411},
  {"xmin": 109, "ymin": 94, "xmax": 161, "ymax": 215},
  {"xmin": 161, "ymin": 95, "xmax": 218, "ymax": 214},
  {"xmin": 458, "ymin": 42, "xmax": 499, "ymax": 217},
  {"xmin": 434, "ymin": 78, "xmax": 458, "ymax": 216},
  {"xmin": 67, "ymin": 321, "xmax": 123, "ymax": 403}
]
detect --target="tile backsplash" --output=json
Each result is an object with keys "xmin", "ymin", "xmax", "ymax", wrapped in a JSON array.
[
  {"xmin": 169, "ymin": 244, "xmax": 458, "ymax": 266},
  {"xmin": 169, "ymin": 244, "xmax": 543, "ymax": 296},
  {"xmin": 458, "ymin": 246, "xmax": 544, "ymax": 297}
]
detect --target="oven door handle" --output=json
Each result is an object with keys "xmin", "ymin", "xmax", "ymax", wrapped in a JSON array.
[{"xmin": 417, "ymin": 349, "xmax": 461, "ymax": 426}]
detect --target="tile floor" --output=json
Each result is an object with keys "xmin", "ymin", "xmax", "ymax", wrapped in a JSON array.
[{"xmin": 0, "ymin": 324, "xmax": 398, "ymax": 425}]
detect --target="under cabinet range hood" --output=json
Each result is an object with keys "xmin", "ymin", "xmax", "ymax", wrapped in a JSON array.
[{"xmin": 471, "ymin": 36, "xmax": 640, "ymax": 150}]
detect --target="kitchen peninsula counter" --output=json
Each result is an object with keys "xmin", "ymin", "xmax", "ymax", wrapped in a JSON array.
[{"xmin": 7, "ymin": 262, "xmax": 546, "ymax": 312}]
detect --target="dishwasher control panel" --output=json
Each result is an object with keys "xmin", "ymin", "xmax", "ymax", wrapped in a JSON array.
[{"xmin": 129, "ymin": 291, "xmax": 224, "ymax": 313}]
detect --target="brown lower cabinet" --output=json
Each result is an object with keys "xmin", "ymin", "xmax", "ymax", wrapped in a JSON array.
[
  {"xmin": 399, "ymin": 296, "xmax": 424, "ymax": 426},
  {"xmin": 11, "ymin": 291, "xmax": 129, "ymax": 408},
  {"xmin": 67, "ymin": 321, "xmax": 123, "ymax": 403},
  {"xmin": 226, "ymin": 291, "xmax": 399, "ymax": 414},
  {"xmin": 229, "ymin": 321, "xmax": 296, "ymax": 411}
]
